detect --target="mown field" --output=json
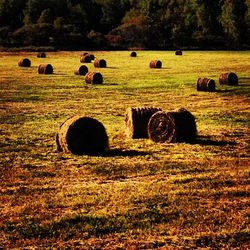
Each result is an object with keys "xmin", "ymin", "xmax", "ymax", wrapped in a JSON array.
[{"xmin": 0, "ymin": 50, "xmax": 250, "ymax": 249}]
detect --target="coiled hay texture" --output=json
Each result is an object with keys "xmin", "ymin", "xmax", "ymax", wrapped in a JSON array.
[
  {"xmin": 125, "ymin": 107, "xmax": 162, "ymax": 139},
  {"xmin": 219, "ymin": 72, "xmax": 238, "ymax": 85},
  {"xmin": 56, "ymin": 116, "xmax": 109, "ymax": 155},
  {"xmin": 38, "ymin": 64, "xmax": 53, "ymax": 74},
  {"xmin": 197, "ymin": 77, "xmax": 216, "ymax": 92},
  {"xmin": 37, "ymin": 52, "xmax": 46, "ymax": 58},
  {"xmin": 18, "ymin": 58, "xmax": 31, "ymax": 67},
  {"xmin": 150, "ymin": 60, "xmax": 162, "ymax": 68},
  {"xmin": 74, "ymin": 65, "xmax": 88, "ymax": 75},
  {"xmin": 85, "ymin": 72, "xmax": 103, "ymax": 84},
  {"xmin": 175, "ymin": 50, "xmax": 183, "ymax": 55},
  {"xmin": 94, "ymin": 59, "xmax": 107, "ymax": 68},
  {"xmin": 148, "ymin": 108, "xmax": 197, "ymax": 143},
  {"xmin": 130, "ymin": 51, "xmax": 137, "ymax": 57}
]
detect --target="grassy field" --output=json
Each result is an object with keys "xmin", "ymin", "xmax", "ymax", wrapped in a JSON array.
[{"xmin": 0, "ymin": 50, "xmax": 249, "ymax": 249}]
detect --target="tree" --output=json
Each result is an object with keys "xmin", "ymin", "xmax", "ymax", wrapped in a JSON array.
[{"xmin": 220, "ymin": 0, "xmax": 247, "ymax": 49}]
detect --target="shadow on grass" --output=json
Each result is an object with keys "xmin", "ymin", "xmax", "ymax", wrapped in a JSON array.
[
  {"xmin": 214, "ymin": 89, "xmax": 234, "ymax": 93},
  {"xmin": 103, "ymin": 149, "xmax": 149, "ymax": 157},
  {"xmin": 192, "ymin": 136, "xmax": 236, "ymax": 146}
]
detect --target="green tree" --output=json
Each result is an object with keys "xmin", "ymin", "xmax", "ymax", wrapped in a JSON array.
[{"xmin": 220, "ymin": 0, "xmax": 247, "ymax": 49}]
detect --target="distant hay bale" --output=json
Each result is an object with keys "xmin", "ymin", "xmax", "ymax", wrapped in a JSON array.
[
  {"xmin": 74, "ymin": 65, "xmax": 88, "ymax": 75},
  {"xmin": 219, "ymin": 72, "xmax": 238, "ymax": 85},
  {"xmin": 56, "ymin": 115, "xmax": 109, "ymax": 155},
  {"xmin": 18, "ymin": 58, "xmax": 31, "ymax": 67},
  {"xmin": 37, "ymin": 52, "xmax": 46, "ymax": 58},
  {"xmin": 150, "ymin": 60, "xmax": 162, "ymax": 68},
  {"xmin": 130, "ymin": 51, "xmax": 137, "ymax": 57},
  {"xmin": 148, "ymin": 108, "xmax": 197, "ymax": 143},
  {"xmin": 125, "ymin": 107, "xmax": 162, "ymax": 139},
  {"xmin": 80, "ymin": 55, "xmax": 91, "ymax": 63},
  {"xmin": 175, "ymin": 50, "xmax": 183, "ymax": 55},
  {"xmin": 94, "ymin": 59, "xmax": 107, "ymax": 68},
  {"xmin": 197, "ymin": 77, "xmax": 216, "ymax": 92},
  {"xmin": 38, "ymin": 64, "xmax": 53, "ymax": 74},
  {"xmin": 85, "ymin": 72, "xmax": 103, "ymax": 84}
]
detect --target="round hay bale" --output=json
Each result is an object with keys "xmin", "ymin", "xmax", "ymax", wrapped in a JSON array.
[
  {"xmin": 94, "ymin": 59, "xmax": 107, "ymax": 68},
  {"xmin": 57, "ymin": 116, "xmax": 109, "ymax": 155},
  {"xmin": 130, "ymin": 51, "xmax": 137, "ymax": 57},
  {"xmin": 125, "ymin": 107, "xmax": 162, "ymax": 139},
  {"xmin": 85, "ymin": 72, "xmax": 103, "ymax": 84},
  {"xmin": 74, "ymin": 65, "xmax": 88, "ymax": 75},
  {"xmin": 148, "ymin": 108, "xmax": 197, "ymax": 143},
  {"xmin": 175, "ymin": 50, "xmax": 182, "ymax": 55},
  {"xmin": 219, "ymin": 72, "xmax": 238, "ymax": 85},
  {"xmin": 80, "ymin": 55, "xmax": 91, "ymax": 63},
  {"xmin": 37, "ymin": 52, "xmax": 46, "ymax": 58},
  {"xmin": 88, "ymin": 54, "xmax": 95, "ymax": 61},
  {"xmin": 150, "ymin": 60, "xmax": 162, "ymax": 68},
  {"xmin": 38, "ymin": 64, "xmax": 53, "ymax": 74},
  {"xmin": 18, "ymin": 58, "xmax": 31, "ymax": 67},
  {"xmin": 197, "ymin": 77, "xmax": 215, "ymax": 92}
]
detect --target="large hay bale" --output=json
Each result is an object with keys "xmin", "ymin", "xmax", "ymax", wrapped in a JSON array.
[
  {"xmin": 130, "ymin": 51, "xmax": 137, "ymax": 57},
  {"xmin": 38, "ymin": 64, "xmax": 53, "ymax": 74},
  {"xmin": 85, "ymin": 72, "xmax": 103, "ymax": 84},
  {"xmin": 74, "ymin": 65, "xmax": 88, "ymax": 75},
  {"xmin": 18, "ymin": 58, "xmax": 31, "ymax": 67},
  {"xmin": 56, "ymin": 116, "xmax": 109, "ymax": 155},
  {"xmin": 94, "ymin": 59, "xmax": 107, "ymax": 68},
  {"xmin": 197, "ymin": 77, "xmax": 216, "ymax": 92},
  {"xmin": 148, "ymin": 108, "xmax": 197, "ymax": 143},
  {"xmin": 80, "ymin": 55, "xmax": 91, "ymax": 63},
  {"xmin": 37, "ymin": 52, "xmax": 46, "ymax": 58},
  {"xmin": 175, "ymin": 50, "xmax": 183, "ymax": 55},
  {"xmin": 219, "ymin": 72, "xmax": 238, "ymax": 85},
  {"xmin": 150, "ymin": 60, "xmax": 162, "ymax": 68},
  {"xmin": 125, "ymin": 107, "xmax": 162, "ymax": 139}
]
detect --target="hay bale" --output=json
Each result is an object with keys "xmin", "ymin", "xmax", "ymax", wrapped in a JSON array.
[
  {"xmin": 85, "ymin": 72, "xmax": 103, "ymax": 84},
  {"xmin": 197, "ymin": 77, "xmax": 216, "ymax": 92},
  {"xmin": 56, "ymin": 115, "xmax": 109, "ymax": 155},
  {"xmin": 175, "ymin": 50, "xmax": 182, "ymax": 55},
  {"xmin": 74, "ymin": 65, "xmax": 88, "ymax": 75},
  {"xmin": 94, "ymin": 59, "xmax": 107, "ymax": 68},
  {"xmin": 150, "ymin": 60, "xmax": 162, "ymax": 68},
  {"xmin": 88, "ymin": 54, "xmax": 95, "ymax": 61},
  {"xmin": 38, "ymin": 64, "xmax": 53, "ymax": 74},
  {"xmin": 148, "ymin": 108, "xmax": 197, "ymax": 143},
  {"xmin": 125, "ymin": 107, "xmax": 162, "ymax": 139},
  {"xmin": 18, "ymin": 58, "xmax": 31, "ymax": 67},
  {"xmin": 37, "ymin": 52, "xmax": 46, "ymax": 58},
  {"xmin": 80, "ymin": 55, "xmax": 91, "ymax": 63},
  {"xmin": 219, "ymin": 72, "xmax": 238, "ymax": 85},
  {"xmin": 130, "ymin": 51, "xmax": 137, "ymax": 57}
]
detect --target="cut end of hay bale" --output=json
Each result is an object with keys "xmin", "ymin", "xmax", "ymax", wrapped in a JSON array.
[
  {"xmin": 130, "ymin": 51, "xmax": 137, "ymax": 57},
  {"xmin": 148, "ymin": 108, "xmax": 197, "ymax": 143},
  {"xmin": 85, "ymin": 72, "xmax": 103, "ymax": 84},
  {"xmin": 38, "ymin": 64, "xmax": 53, "ymax": 74},
  {"xmin": 125, "ymin": 107, "xmax": 162, "ymax": 139},
  {"xmin": 150, "ymin": 60, "xmax": 162, "ymax": 68},
  {"xmin": 197, "ymin": 78, "xmax": 216, "ymax": 92},
  {"xmin": 18, "ymin": 58, "xmax": 31, "ymax": 67},
  {"xmin": 80, "ymin": 55, "xmax": 91, "ymax": 63},
  {"xmin": 74, "ymin": 65, "xmax": 88, "ymax": 75},
  {"xmin": 219, "ymin": 72, "xmax": 238, "ymax": 85},
  {"xmin": 57, "ymin": 116, "xmax": 109, "ymax": 155}
]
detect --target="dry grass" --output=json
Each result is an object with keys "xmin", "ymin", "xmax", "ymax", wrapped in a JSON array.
[{"xmin": 0, "ymin": 50, "xmax": 249, "ymax": 249}]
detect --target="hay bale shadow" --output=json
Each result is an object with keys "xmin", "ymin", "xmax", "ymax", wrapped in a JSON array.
[
  {"xmin": 102, "ymin": 149, "xmax": 149, "ymax": 157},
  {"xmin": 214, "ymin": 89, "xmax": 234, "ymax": 93},
  {"xmin": 191, "ymin": 136, "xmax": 236, "ymax": 146}
]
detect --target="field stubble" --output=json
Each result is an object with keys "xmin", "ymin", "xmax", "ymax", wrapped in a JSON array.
[{"xmin": 0, "ymin": 51, "xmax": 249, "ymax": 249}]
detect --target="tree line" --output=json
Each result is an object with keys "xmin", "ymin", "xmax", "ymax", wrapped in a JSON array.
[{"xmin": 0, "ymin": 0, "xmax": 249, "ymax": 50}]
